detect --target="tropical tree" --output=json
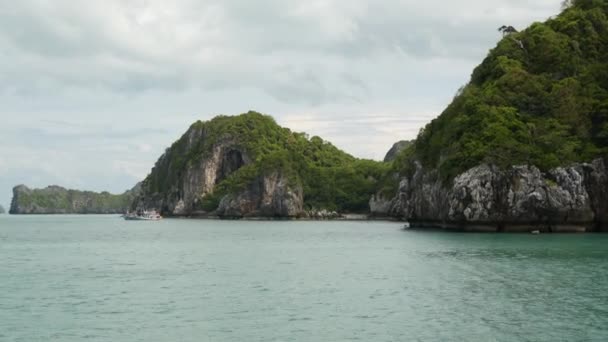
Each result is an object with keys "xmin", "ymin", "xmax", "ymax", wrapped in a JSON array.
[{"xmin": 498, "ymin": 25, "xmax": 518, "ymax": 36}]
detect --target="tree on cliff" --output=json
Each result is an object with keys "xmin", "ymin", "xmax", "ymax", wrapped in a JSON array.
[
  {"xmin": 498, "ymin": 25, "xmax": 518, "ymax": 36},
  {"xmin": 562, "ymin": 0, "xmax": 575, "ymax": 9}
]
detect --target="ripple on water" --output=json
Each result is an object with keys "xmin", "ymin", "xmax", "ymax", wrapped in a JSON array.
[{"xmin": 0, "ymin": 217, "xmax": 607, "ymax": 342}]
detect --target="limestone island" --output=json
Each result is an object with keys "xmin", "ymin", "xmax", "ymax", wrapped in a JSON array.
[{"xmin": 10, "ymin": 185, "xmax": 140, "ymax": 215}]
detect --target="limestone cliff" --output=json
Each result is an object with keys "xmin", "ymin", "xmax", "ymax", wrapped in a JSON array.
[
  {"xmin": 216, "ymin": 171, "xmax": 303, "ymax": 218},
  {"xmin": 133, "ymin": 130, "xmax": 257, "ymax": 216},
  {"xmin": 9, "ymin": 184, "xmax": 140, "ymax": 215},
  {"xmin": 371, "ymin": 158, "xmax": 607, "ymax": 232},
  {"xmin": 132, "ymin": 114, "xmax": 303, "ymax": 217},
  {"xmin": 134, "ymin": 133, "xmax": 304, "ymax": 218}
]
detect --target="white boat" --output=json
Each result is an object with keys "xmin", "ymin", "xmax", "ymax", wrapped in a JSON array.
[
  {"xmin": 403, "ymin": 222, "xmax": 411, "ymax": 229},
  {"xmin": 124, "ymin": 210, "xmax": 162, "ymax": 221}
]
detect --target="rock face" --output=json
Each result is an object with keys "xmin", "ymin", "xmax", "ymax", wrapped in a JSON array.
[
  {"xmin": 10, "ymin": 184, "xmax": 140, "ymax": 215},
  {"xmin": 134, "ymin": 119, "xmax": 304, "ymax": 218},
  {"xmin": 383, "ymin": 140, "xmax": 413, "ymax": 162},
  {"xmin": 371, "ymin": 159, "xmax": 608, "ymax": 232},
  {"xmin": 134, "ymin": 132, "xmax": 252, "ymax": 216},
  {"xmin": 0, "ymin": 205, "xmax": 5, "ymax": 214},
  {"xmin": 216, "ymin": 171, "xmax": 303, "ymax": 218}
]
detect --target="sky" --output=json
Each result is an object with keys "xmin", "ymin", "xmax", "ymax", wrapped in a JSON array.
[{"xmin": 0, "ymin": 0, "xmax": 562, "ymax": 208}]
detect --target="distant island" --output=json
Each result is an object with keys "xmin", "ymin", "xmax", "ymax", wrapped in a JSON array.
[
  {"xmin": 9, "ymin": 184, "xmax": 140, "ymax": 215},
  {"xmin": 0, "ymin": 205, "xmax": 5, "ymax": 214},
  {"xmin": 11, "ymin": 2, "xmax": 608, "ymax": 232}
]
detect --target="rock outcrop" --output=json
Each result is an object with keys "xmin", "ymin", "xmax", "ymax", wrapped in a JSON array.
[
  {"xmin": 134, "ymin": 114, "xmax": 307, "ymax": 218},
  {"xmin": 133, "ymin": 133, "xmax": 254, "ymax": 216},
  {"xmin": 383, "ymin": 141, "xmax": 413, "ymax": 162},
  {"xmin": 216, "ymin": 171, "xmax": 303, "ymax": 218},
  {"xmin": 10, "ymin": 184, "xmax": 140, "ymax": 215},
  {"xmin": 371, "ymin": 159, "xmax": 608, "ymax": 232}
]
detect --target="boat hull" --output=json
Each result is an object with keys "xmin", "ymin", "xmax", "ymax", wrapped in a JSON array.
[{"xmin": 123, "ymin": 212, "xmax": 163, "ymax": 221}]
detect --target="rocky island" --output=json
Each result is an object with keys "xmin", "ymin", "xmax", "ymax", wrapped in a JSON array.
[
  {"xmin": 372, "ymin": 0, "xmax": 608, "ymax": 232},
  {"xmin": 132, "ymin": 112, "xmax": 389, "ymax": 218},
  {"xmin": 0, "ymin": 205, "xmax": 5, "ymax": 214},
  {"xmin": 9, "ymin": 184, "xmax": 140, "ymax": 215}
]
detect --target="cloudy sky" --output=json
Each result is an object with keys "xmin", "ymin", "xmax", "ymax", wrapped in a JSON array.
[{"xmin": 0, "ymin": 0, "xmax": 562, "ymax": 208}]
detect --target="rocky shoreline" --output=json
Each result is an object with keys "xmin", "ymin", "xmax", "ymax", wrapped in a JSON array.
[
  {"xmin": 371, "ymin": 158, "xmax": 607, "ymax": 233},
  {"xmin": 163, "ymin": 214, "xmax": 397, "ymax": 222},
  {"xmin": 121, "ymin": 215, "xmax": 601, "ymax": 233},
  {"xmin": 11, "ymin": 149, "xmax": 606, "ymax": 233}
]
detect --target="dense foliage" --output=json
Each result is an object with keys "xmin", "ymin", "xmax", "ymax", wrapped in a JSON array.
[
  {"xmin": 143, "ymin": 112, "xmax": 391, "ymax": 213},
  {"xmin": 11, "ymin": 186, "xmax": 136, "ymax": 214},
  {"xmin": 396, "ymin": 0, "xmax": 608, "ymax": 181}
]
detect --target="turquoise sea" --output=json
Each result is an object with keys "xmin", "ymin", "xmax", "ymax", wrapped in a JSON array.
[{"xmin": 1, "ymin": 215, "xmax": 607, "ymax": 341}]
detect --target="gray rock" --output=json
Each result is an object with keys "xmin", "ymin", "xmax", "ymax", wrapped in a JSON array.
[
  {"xmin": 369, "ymin": 194, "xmax": 393, "ymax": 215},
  {"xmin": 449, "ymin": 164, "xmax": 500, "ymax": 222},
  {"xmin": 582, "ymin": 159, "xmax": 608, "ymax": 231},
  {"xmin": 383, "ymin": 140, "xmax": 413, "ymax": 162},
  {"xmin": 372, "ymin": 158, "xmax": 607, "ymax": 232},
  {"xmin": 216, "ymin": 171, "xmax": 303, "ymax": 218}
]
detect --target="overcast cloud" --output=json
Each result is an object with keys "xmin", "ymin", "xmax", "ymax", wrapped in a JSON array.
[{"xmin": 0, "ymin": 0, "xmax": 562, "ymax": 207}]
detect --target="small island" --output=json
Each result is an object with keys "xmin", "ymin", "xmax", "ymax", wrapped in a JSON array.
[
  {"xmin": 9, "ymin": 184, "xmax": 140, "ymax": 215},
  {"xmin": 132, "ymin": 111, "xmax": 390, "ymax": 219},
  {"xmin": 0, "ymin": 205, "xmax": 5, "ymax": 214}
]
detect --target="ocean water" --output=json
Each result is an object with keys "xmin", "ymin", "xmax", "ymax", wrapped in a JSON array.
[{"xmin": 1, "ymin": 215, "xmax": 607, "ymax": 342}]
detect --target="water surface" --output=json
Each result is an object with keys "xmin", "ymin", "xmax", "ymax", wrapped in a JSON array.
[{"xmin": 1, "ymin": 215, "xmax": 607, "ymax": 341}]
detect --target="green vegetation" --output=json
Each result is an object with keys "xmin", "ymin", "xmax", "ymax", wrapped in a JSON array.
[
  {"xmin": 143, "ymin": 112, "xmax": 391, "ymax": 213},
  {"xmin": 11, "ymin": 186, "xmax": 136, "ymax": 214},
  {"xmin": 395, "ymin": 0, "xmax": 608, "ymax": 181}
]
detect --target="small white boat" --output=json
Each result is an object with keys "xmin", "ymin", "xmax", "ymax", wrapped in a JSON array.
[
  {"xmin": 403, "ymin": 222, "xmax": 411, "ymax": 229},
  {"xmin": 124, "ymin": 210, "xmax": 162, "ymax": 221},
  {"xmin": 531, "ymin": 230, "xmax": 541, "ymax": 235}
]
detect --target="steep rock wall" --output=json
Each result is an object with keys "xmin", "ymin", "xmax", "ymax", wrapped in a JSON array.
[
  {"xmin": 371, "ymin": 159, "xmax": 607, "ymax": 232},
  {"xmin": 134, "ymin": 125, "xmax": 303, "ymax": 218},
  {"xmin": 216, "ymin": 171, "xmax": 303, "ymax": 218}
]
